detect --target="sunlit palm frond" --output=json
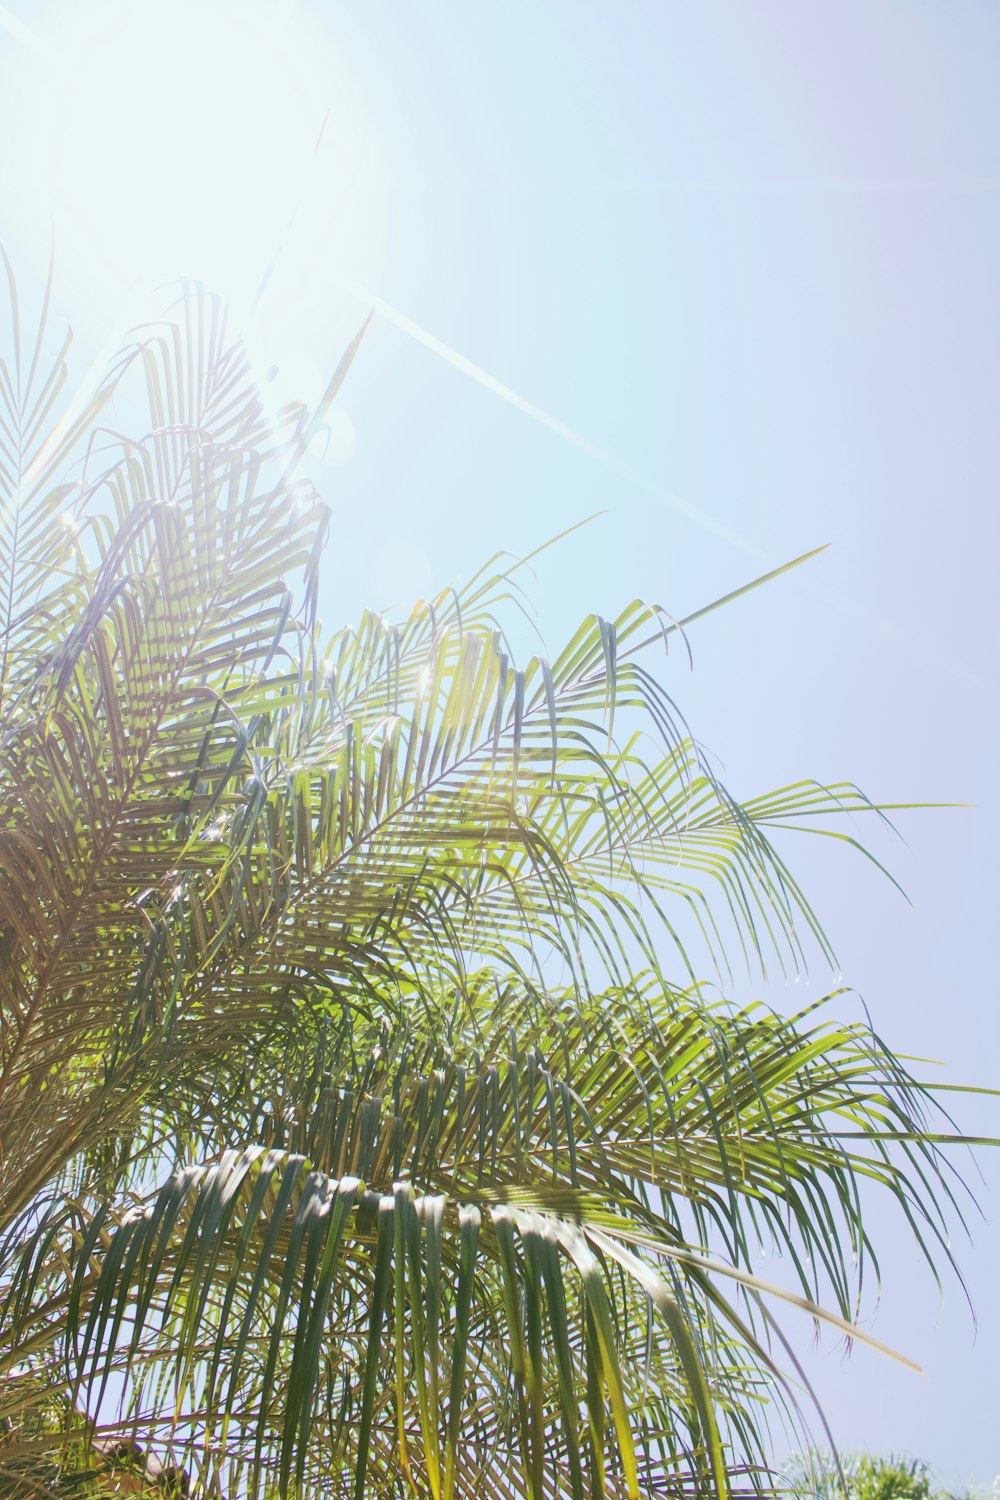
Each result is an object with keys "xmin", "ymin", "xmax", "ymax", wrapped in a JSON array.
[
  {"xmin": 3, "ymin": 974, "xmax": 973, "ymax": 1499},
  {"xmin": 0, "ymin": 275, "xmax": 988, "ymax": 1500},
  {"xmin": 0, "ymin": 285, "xmax": 334, "ymax": 1232}
]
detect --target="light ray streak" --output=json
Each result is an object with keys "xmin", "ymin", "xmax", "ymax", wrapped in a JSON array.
[
  {"xmin": 0, "ymin": 4, "xmax": 797, "ymax": 563},
  {"xmin": 338, "ymin": 273, "xmax": 767, "ymax": 562},
  {"xmin": 0, "ymin": 4, "xmax": 47, "ymax": 56},
  {"xmin": 2, "ymin": 1, "xmax": 981, "ymax": 686},
  {"xmin": 333, "ymin": 277, "xmax": 983, "ymax": 684}
]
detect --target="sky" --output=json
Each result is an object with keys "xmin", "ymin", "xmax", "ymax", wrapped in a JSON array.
[{"xmin": 1, "ymin": 0, "xmax": 998, "ymax": 1483}]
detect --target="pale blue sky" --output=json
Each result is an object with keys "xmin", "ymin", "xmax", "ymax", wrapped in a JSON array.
[{"xmin": 2, "ymin": 0, "xmax": 998, "ymax": 1482}]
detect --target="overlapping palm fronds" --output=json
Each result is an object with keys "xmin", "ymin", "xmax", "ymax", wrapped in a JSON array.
[{"xmin": 0, "ymin": 268, "xmax": 984, "ymax": 1499}]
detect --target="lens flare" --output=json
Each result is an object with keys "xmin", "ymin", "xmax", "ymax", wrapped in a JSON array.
[{"xmin": 12, "ymin": 0, "xmax": 370, "ymax": 316}]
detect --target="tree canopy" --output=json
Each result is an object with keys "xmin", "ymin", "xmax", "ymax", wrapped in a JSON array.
[{"xmin": 0, "ymin": 270, "xmax": 984, "ymax": 1499}]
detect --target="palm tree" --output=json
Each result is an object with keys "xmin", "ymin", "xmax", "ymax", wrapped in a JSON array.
[{"xmin": 0, "ymin": 266, "xmax": 982, "ymax": 1500}]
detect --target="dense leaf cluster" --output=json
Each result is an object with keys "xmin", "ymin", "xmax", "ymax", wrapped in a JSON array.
[{"xmin": 0, "ymin": 271, "xmax": 977, "ymax": 1498}]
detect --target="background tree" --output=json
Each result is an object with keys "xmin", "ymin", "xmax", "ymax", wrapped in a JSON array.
[
  {"xmin": 0, "ymin": 270, "xmax": 985, "ymax": 1499},
  {"xmin": 782, "ymin": 1449, "xmax": 998, "ymax": 1500}
]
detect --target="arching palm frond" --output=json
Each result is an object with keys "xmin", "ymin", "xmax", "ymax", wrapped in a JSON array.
[{"xmin": 0, "ymin": 275, "xmax": 986, "ymax": 1500}]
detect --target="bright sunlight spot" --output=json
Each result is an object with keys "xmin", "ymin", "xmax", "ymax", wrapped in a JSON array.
[{"xmin": 13, "ymin": 0, "xmax": 373, "ymax": 318}]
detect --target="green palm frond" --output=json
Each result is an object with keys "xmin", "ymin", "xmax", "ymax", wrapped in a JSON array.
[{"xmin": 0, "ymin": 270, "xmax": 989, "ymax": 1500}]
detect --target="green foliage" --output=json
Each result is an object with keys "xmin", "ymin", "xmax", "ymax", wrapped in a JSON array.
[
  {"xmin": 784, "ymin": 1449, "xmax": 958, "ymax": 1500},
  {"xmin": 854, "ymin": 1456, "xmax": 933, "ymax": 1500},
  {"xmin": 0, "ymin": 267, "xmax": 987, "ymax": 1498}
]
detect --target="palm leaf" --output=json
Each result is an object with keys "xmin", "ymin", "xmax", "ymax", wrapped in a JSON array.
[{"xmin": 0, "ymin": 273, "xmax": 988, "ymax": 1500}]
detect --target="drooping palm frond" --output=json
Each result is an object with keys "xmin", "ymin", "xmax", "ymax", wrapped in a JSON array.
[
  {"xmin": 7, "ymin": 964, "xmax": 975, "ymax": 1500},
  {"xmin": 0, "ymin": 271, "xmax": 987, "ymax": 1500}
]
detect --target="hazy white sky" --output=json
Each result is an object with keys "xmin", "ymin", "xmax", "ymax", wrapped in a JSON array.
[{"xmin": 2, "ymin": 0, "xmax": 998, "ymax": 1482}]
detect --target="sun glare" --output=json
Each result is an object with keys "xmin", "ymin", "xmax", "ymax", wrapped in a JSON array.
[{"xmin": 15, "ymin": 0, "xmax": 369, "ymax": 318}]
